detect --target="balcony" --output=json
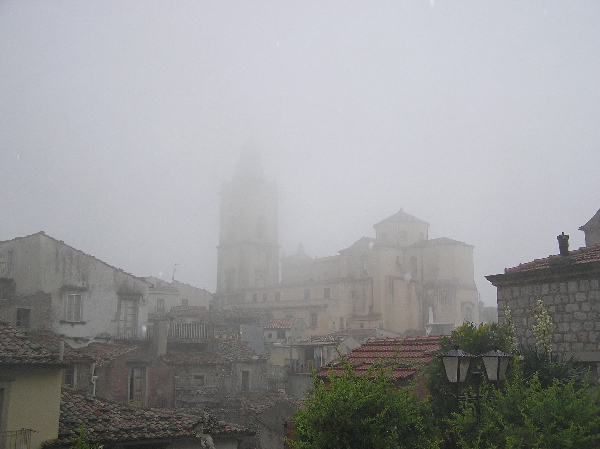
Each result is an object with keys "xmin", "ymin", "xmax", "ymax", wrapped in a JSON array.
[
  {"xmin": 0, "ymin": 429, "xmax": 36, "ymax": 449},
  {"xmin": 168, "ymin": 322, "xmax": 211, "ymax": 341}
]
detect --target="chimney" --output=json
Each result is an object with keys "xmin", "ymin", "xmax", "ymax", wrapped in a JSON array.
[
  {"xmin": 152, "ymin": 318, "xmax": 169, "ymax": 357},
  {"xmin": 557, "ymin": 232, "xmax": 569, "ymax": 257}
]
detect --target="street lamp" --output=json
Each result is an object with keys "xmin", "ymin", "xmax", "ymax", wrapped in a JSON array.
[{"xmin": 439, "ymin": 347, "xmax": 513, "ymax": 424}]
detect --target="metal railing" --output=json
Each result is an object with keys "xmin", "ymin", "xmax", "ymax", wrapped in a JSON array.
[
  {"xmin": 168, "ymin": 322, "xmax": 210, "ymax": 340},
  {"xmin": 0, "ymin": 428, "xmax": 36, "ymax": 449}
]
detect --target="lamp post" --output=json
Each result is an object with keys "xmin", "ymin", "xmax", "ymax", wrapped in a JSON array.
[{"xmin": 439, "ymin": 347, "xmax": 512, "ymax": 424}]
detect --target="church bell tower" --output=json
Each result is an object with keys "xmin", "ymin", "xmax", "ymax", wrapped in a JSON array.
[{"xmin": 215, "ymin": 152, "xmax": 279, "ymax": 299}]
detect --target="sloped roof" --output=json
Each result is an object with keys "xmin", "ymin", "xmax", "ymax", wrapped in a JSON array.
[
  {"xmin": 169, "ymin": 305, "xmax": 208, "ymax": 318},
  {"xmin": 412, "ymin": 236, "xmax": 473, "ymax": 248},
  {"xmin": 75, "ymin": 342, "xmax": 138, "ymax": 366},
  {"xmin": 374, "ymin": 209, "xmax": 429, "ymax": 227},
  {"xmin": 162, "ymin": 340, "xmax": 262, "ymax": 365},
  {"xmin": 579, "ymin": 208, "xmax": 600, "ymax": 231},
  {"xmin": 0, "ymin": 321, "xmax": 64, "ymax": 365},
  {"xmin": 504, "ymin": 243, "xmax": 600, "ymax": 274},
  {"xmin": 317, "ymin": 335, "xmax": 442, "ymax": 380},
  {"xmin": 43, "ymin": 388, "xmax": 216, "ymax": 447},
  {"xmin": 0, "ymin": 232, "xmax": 150, "ymax": 283},
  {"xmin": 265, "ymin": 318, "xmax": 304, "ymax": 329}
]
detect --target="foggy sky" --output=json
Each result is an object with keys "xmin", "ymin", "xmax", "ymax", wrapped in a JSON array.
[{"xmin": 1, "ymin": 1, "xmax": 599, "ymax": 306}]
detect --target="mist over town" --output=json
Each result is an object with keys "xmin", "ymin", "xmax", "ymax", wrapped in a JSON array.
[{"xmin": 1, "ymin": 2, "xmax": 600, "ymax": 448}]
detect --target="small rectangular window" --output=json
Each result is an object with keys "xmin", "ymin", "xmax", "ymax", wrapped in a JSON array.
[
  {"xmin": 310, "ymin": 312, "xmax": 318, "ymax": 328},
  {"xmin": 323, "ymin": 288, "xmax": 330, "ymax": 299},
  {"xmin": 129, "ymin": 367, "xmax": 147, "ymax": 407},
  {"xmin": 193, "ymin": 374, "xmax": 205, "ymax": 386},
  {"xmin": 65, "ymin": 294, "xmax": 82, "ymax": 322},
  {"xmin": 16, "ymin": 308, "xmax": 31, "ymax": 328},
  {"xmin": 156, "ymin": 298, "xmax": 165, "ymax": 313},
  {"xmin": 275, "ymin": 292, "xmax": 281, "ymax": 301},
  {"xmin": 64, "ymin": 365, "xmax": 77, "ymax": 387},
  {"xmin": 241, "ymin": 370, "xmax": 250, "ymax": 392},
  {"xmin": 253, "ymin": 294, "xmax": 258, "ymax": 302},
  {"xmin": 277, "ymin": 330, "xmax": 286, "ymax": 339}
]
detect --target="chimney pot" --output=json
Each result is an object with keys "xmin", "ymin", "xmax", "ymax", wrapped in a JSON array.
[{"xmin": 557, "ymin": 232, "xmax": 570, "ymax": 257}]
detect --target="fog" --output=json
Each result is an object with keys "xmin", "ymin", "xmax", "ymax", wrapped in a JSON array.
[{"xmin": 1, "ymin": 1, "xmax": 599, "ymax": 306}]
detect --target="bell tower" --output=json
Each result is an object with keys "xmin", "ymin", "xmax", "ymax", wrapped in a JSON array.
[{"xmin": 215, "ymin": 152, "xmax": 279, "ymax": 298}]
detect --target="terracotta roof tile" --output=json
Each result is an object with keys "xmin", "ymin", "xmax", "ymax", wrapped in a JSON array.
[
  {"xmin": 75, "ymin": 342, "xmax": 138, "ymax": 366},
  {"xmin": 0, "ymin": 321, "xmax": 64, "ymax": 365},
  {"xmin": 504, "ymin": 243, "xmax": 600, "ymax": 273},
  {"xmin": 43, "ymin": 388, "xmax": 217, "ymax": 447},
  {"xmin": 317, "ymin": 335, "xmax": 443, "ymax": 380},
  {"xmin": 162, "ymin": 340, "xmax": 261, "ymax": 365},
  {"xmin": 265, "ymin": 318, "xmax": 303, "ymax": 329}
]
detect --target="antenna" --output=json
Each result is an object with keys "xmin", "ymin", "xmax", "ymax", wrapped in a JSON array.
[{"xmin": 172, "ymin": 263, "xmax": 181, "ymax": 281}]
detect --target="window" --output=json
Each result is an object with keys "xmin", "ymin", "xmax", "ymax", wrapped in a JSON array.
[
  {"xmin": 64, "ymin": 365, "xmax": 77, "ymax": 387},
  {"xmin": 193, "ymin": 374, "xmax": 205, "ymax": 387},
  {"xmin": 275, "ymin": 292, "xmax": 281, "ymax": 301},
  {"xmin": 310, "ymin": 312, "xmax": 318, "ymax": 328},
  {"xmin": 253, "ymin": 294, "xmax": 258, "ymax": 302},
  {"xmin": 277, "ymin": 330, "xmax": 286, "ymax": 339},
  {"xmin": 16, "ymin": 308, "xmax": 30, "ymax": 328},
  {"xmin": 118, "ymin": 296, "xmax": 139, "ymax": 339},
  {"xmin": 156, "ymin": 298, "xmax": 165, "ymax": 313},
  {"xmin": 304, "ymin": 289, "xmax": 310, "ymax": 300},
  {"xmin": 128, "ymin": 367, "xmax": 147, "ymax": 407},
  {"xmin": 181, "ymin": 298, "xmax": 188, "ymax": 307},
  {"xmin": 267, "ymin": 332, "xmax": 273, "ymax": 339},
  {"xmin": 323, "ymin": 288, "xmax": 330, "ymax": 299},
  {"xmin": 65, "ymin": 293, "xmax": 83, "ymax": 322},
  {"xmin": 241, "ymin": 370, "xmax": 250, "ymax": 392}
]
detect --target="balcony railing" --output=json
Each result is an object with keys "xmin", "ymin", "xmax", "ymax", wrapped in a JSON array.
[
  {"xmin": 168, "ymin": 322, "xmax": 210, "ymax": 340},
  {"xmin": 0, "ymin": 429, "xmax": 36, "ymax": 449}
]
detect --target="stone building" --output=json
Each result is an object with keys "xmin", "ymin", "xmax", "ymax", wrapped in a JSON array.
[
  {"xmin": 487, "ymin": 212, "xmax": 600, "ymax": 375},
  {"xmin": 213, "ymin": 154, "xmax": 480, "ymax": 337},
  {"xmin": 0, "ymin": 232, "xmax": 151, "ymax": 343}
]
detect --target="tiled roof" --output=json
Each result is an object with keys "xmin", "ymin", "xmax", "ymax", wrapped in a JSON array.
[
  {"xmin": 265, "ymin": 318, "xmax": 303, "ymax": 329},
  {"xmin": 162, "ymin": 340, "xmax": 261, "ymax": 365},
  {"xmin": 43, "ymin": 388, "xmax": 216, "ymax": 447},
  {"xmin": 25, "ymin": 331, "xmax": 91, "ymax": 362},
  {"xmin": 75, "ymin": 342, "xmax": 138, "ymax": 366},
  {"xmin": 169, "ymin": 305, "xmax": 208, "ymax": 317},
  {"xmin": 317, "ymin": 335, "xmax": 443, "ymax": 380},
  {"xmin": 504, "ymin": 243, "xmax": 600, "ymax": 273},
  {"xmin": 0, "ymin": 321, "xmax": 64, "ymax": 365}
]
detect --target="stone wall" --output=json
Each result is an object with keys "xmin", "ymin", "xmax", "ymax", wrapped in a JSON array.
[{"xmin": 497, "ymin": 277, "xmax": 600, "ymax": 360}]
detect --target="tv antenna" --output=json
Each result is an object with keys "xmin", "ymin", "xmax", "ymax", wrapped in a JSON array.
[{"xmin": 172, "ymin": 263, "xmax": 181, "ymax": 281}]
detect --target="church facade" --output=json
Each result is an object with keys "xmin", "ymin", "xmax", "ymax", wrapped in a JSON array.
[{"xmin": 213, "ymin": 155, "xmax": 480, "ymax": 336}]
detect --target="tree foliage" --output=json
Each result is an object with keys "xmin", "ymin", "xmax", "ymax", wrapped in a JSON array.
[
  {"xmin": 69, "ymin": 427, "xmax": 104, "ymax": 449},
  {"xmin": 446, "ymin": 366, "xmax": 600, "ymax": 449},
  {"xmin": 287, "ymin": 358, "xmax": 437, "ymax": 449},
  {"xmin": 426, "ymin": 322, "xmax": 514, "ymax": 421}
]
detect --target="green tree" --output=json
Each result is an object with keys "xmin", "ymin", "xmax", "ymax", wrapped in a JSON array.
[
  {"xmin": 287, "ymin": 358, "xmax": 438, "ymax": 449},
  {"xmin": 426, "ymin": 322, "xmax": 513, "ymax": 421},
  {"xmin": 69, "ymin": 427, "xmax": 104, "ymax": 449},
  {"xmin": 446, "ymin": 366, "xmax": 600, "ymax": 449}
]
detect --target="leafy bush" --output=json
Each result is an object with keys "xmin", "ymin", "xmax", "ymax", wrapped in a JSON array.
[
  {"xmin": 446, "ymin": 366, "xmax": 600, "ymax": 449},
  {"xmin": 287, "ymin": 358, "xmax": 438, "ymax": 449}
]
